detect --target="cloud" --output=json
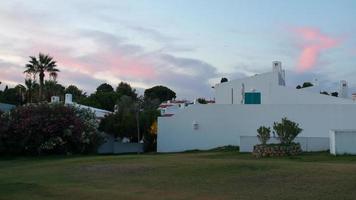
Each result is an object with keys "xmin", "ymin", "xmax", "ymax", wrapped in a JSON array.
[
  {"xmin": 128, "ymin": 26, "xmax": 178, "ymax": 43},
  {"xmin": 58, "ymin": 69, "xmax": 104, "ymax": 94},
  {"xmin": 292, "ymin": 27, "xmax": 341, "ymax": 72},
  {"xmin": 0, "ymin": 60, "xmax": 26, "ymax": 88},
  {"xmin": 0, "ymin": 2, "xmax": 240, "ymax": 99},
  {"xmin": 0, "ymin": 12, "xmax": 220, "ymax": 99},
  {"xmin": 9, "ymin": 2, "xmax": 347, "ymax": 100},
  {"xmin": 150, "ymin": 54, "xmax": 218, "ymax": 98}
]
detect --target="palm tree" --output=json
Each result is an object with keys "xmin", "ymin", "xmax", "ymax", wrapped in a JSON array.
[
  {"xmin": 25, "ymin": 78, "xmax": 38, "ymax": 103},
  {"xmin": 43, "ymin": 80, "xmax": 65, "ymax": 102},
  {"xmin": 24, "ymin": 53, "xmax": 59, "ymax": 101}
]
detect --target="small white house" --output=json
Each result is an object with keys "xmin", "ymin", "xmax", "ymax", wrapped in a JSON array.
[
  {"xmin": 51, "ymin": 93, "xmax": 112, "ymax": 119},
  {"xmin": 158, "ymin": 100, "xmax": 192, "ymax": 117},
  {"xmin": 157, "ymin": 61, "xmax": 356, "ymax": 153}
]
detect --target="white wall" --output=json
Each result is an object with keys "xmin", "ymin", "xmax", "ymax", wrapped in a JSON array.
[
  {"xmin": 330, "ymin": 130, "xmax": 356, "ymax": 155},
  {"xmin": 215, "ymin": 72, "xmax": 279, "ymax": 104},
  {"xmin": 214, "ymin": 71, "xmax": 354, "ymax": 105},
  {"xmin": 157, "ymin": 104, "xmax": 356, "ymax": 152},
  {"xmin": 268, "ymin": 85, "xmax": 354, "ymax": 104}
]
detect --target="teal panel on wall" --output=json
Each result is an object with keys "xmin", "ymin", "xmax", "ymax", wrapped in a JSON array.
[{"xmin": 244, "ymin": 92, "xmax": 261, "ymax": 104}]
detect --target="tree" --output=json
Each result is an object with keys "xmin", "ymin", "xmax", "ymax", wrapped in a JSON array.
[
  {"xmin": 14, "ymin": 84, "xmax": 26, "ymax": 104},
  {"xmin": 296, "ymin": 82, "xmax": 314, "ymax": 89},
  {"xmin": 147, "ymin": 120, "xmax": 158, "ymax": 151},
  {"xmin": 25, "ymin": 78, "xmax": 38, "ymax": 103},
  {"xmin": 96, "ymin": 83, "xmax": 114, "ymax": 93},
  {"xmin": 79, "ymin": 92, "xmax": 119, "ymax": 111},
  {"xmin": 99, "ymin": 92, "xmax": 160, "ymax": 150},
  {"xmin": 79, "ymin": 83, "xmax": 118, "ymax": 111},
  {"xmin": 43, "ymin": 80, "xmax": 65, "ymax": 102},
  {"xmin": 24, "ymin": 53, "xmax": 59, "ymax": 101},
  {"xmin": 65, "ymin": 85, "xmax": 86, "ymax": 102},
  {"xmin": 116, "ymin": 82, "xmax": 137, "ymax": 99},
  {"xmin": 144, "ymin": 85, "xmax": 176, "ymax": 104},
  {"xmin": 257, "ymin": 126, "xmax": 271, "ymax": 145},
  {"xmin": 196, "ymin": 98, "xmax": 207, "ymax": 104},
  {"xmin": 139, "ymin": 107, "xmax": 160, "ymax": 143},
  {"xmin": 0, "ymin": 87, "xmax": 23, "ymax": 105},
  {"xmin": 142, "ymin": 96, "xmax": 161, "ymax": 110},
  {"xmin": 273, "ymin": 118, "xmax": 302, "ymax": 145},
  {"xmin": 302, "ymin": 82, "xmax": 313, "ymax": 88},
  {"xmin": 331, "ymin": 92, "xmax": 338, "ymax": 97},
  {"xmin": 220, "ymin": 77, "xmax": 228, "ymax": 83},
  {"xmin": 0, "ymin": 103, "xmax": 103, "ymax": 155},
  {"xmin": 150, "ymin": 121, "xmax": 157, "ymax": 135},
  {"xmin": 99, "ymin": 95, "xmax": 137, "ymax": 139}
]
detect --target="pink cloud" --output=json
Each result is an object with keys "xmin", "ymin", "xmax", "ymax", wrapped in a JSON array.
[
  {"xmin": 29, "ymin": 44, "xmax": 157, "ymax": 82},
  {"xmin": 293, "ymin": 27, "xmax": 341, "ymax": 72},
  {"xmin": 0, "ymin": 67, "xmax": 25, "ymax": 87}
]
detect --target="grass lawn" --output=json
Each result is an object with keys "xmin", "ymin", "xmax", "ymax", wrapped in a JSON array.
[{"xmin": 1, "ymin": 151, "xmax": 356, "ymax": 200}]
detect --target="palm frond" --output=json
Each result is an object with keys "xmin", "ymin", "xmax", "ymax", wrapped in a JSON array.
[{"xmin": 49, "ymin": 71, "xmax": 58, "ymax": 80}]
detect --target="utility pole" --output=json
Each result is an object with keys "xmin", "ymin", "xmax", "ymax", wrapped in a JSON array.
[
  {"xmin": 135, "ymin": 103, "xmax": 141, "ymax": 154},
  {"xmin": 136, "ymin": 108, "xmax": 140, "ymax": 143}
]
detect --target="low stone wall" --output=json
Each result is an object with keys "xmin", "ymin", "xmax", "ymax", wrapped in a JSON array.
[
  {"xmin": 240, "ymin": 136, "xmax": 329, "ymax": 152},
  {"xmin": 253, "ymin": 143, "xmax": 302, "ymax": 158}
]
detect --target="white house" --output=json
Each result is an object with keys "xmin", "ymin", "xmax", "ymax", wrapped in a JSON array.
[
  {"xmin": 158, "ymin": 100, "xmax": 192, "ymax": 117},
  {"xmin": 51, "ymin": 94, "xmax": 112, "ymax": 119},
  {"xmin": 157, "ymin": 61, "xmax": 356, "ymax": 153}
]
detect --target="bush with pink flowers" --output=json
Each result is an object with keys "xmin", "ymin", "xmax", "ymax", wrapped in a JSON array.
[{"xmin": 0, "ymin": 103, "xmax": 103, "ymax": 155}]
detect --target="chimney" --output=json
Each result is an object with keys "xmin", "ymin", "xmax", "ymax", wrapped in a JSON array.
[
  {"xmin": 313, "ymin": 78, "xmax": 319, "ymax": 87},
  {"xmin": 272, "ymin": 61, "xmax": 282, "ymax": 73},
  {"xmin": 272, "ymin": 61, "xmax": 285, "ymax": 86},
  {"xmin": 65, "ymin": 93, "xmax": 73, "ymax": 104},
  {"xmin": 51, "ymin": 96, "xmax": 60, "ymax": 103},
  {"xmin": 339, "ymin": 80, "xmax": 348, "ymax": 98}
]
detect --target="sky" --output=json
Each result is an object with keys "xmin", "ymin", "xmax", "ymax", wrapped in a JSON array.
[{"xmin": 0, "ymin": 0, "xmax": 356, "ymax": 99}]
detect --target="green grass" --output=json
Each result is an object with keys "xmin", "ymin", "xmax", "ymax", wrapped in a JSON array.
[{"xmin": 1, "ymin": 151, "xmax": 356, "ymax": 200}]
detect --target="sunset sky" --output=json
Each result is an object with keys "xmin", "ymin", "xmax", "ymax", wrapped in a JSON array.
[{"xmin": 0, "ymin": 0, "xmax": 356, "ymax": 99}]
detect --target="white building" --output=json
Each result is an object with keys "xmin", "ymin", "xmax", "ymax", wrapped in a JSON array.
[
  {"xmin": 158, "ymin": 100, "xmax": 192, "ymax": 117},
  {"xmin": 51, "ymin": 93, "xmax": 112, "ymax": 119},
  {"xmin": 157, "ymin": 61, "xmax": 356, "ymax": 153}
]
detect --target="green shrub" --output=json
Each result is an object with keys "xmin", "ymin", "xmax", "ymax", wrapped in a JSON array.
[
  {"xmin": 273, "ymin": 118, "xmax": 302, "ymax": 145},
  {"xmin": 0, "ymin": 103, "xmax": 104, "ymax": 155},
  {"xmin": 257, "ymin": 126, "xmax": 271, "ymax": 145},
  {"xmin": 196, "ymin": 98, "xmax": 207, "ymax": 104},
  {"xmin": 302, "ymin": 82, "xmax": 313, "ymax": 88}
]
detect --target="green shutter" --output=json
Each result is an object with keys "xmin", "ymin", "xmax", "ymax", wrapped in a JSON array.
[{"xmin": 244, "ymin": 92, "xmax": 261, "ymax": 104}]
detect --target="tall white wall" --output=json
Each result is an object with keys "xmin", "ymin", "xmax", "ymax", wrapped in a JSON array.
[
  {"xmin": 215, "ymin": 71, "xmax": 354, "ymax": 105},
  {"xmin": 157, "ymin": 104, "xmax": 356, "ymax": 152},
  {"xmin": 269, "ymin": 85, "xmax": 354, "ymax": 104},
  {"xmin": 215, "ymin": 72, "xmax": 279, "ymax": 104}
]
